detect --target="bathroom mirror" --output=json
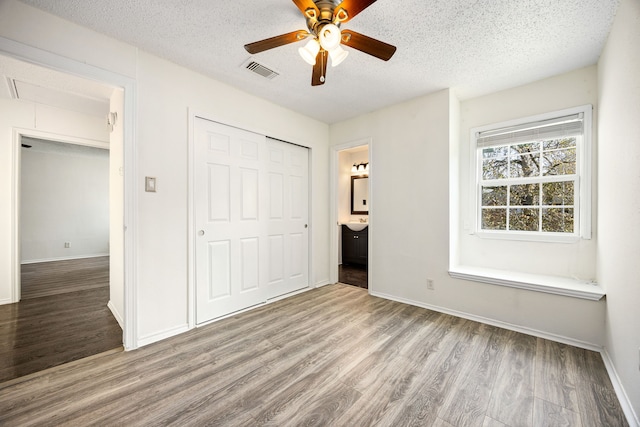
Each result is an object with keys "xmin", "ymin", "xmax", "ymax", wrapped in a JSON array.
[{"xmin": 351, "ymin": 176, "xmax": 369, "ymax": 215}]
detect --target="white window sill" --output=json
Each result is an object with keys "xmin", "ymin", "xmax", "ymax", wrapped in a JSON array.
[
  {"xmin": 448, "ymin": 266, "xmax": 604, "ymax": 301},
  {"xmin": 474, "ymin": 231, "xmax": 581, "ymax": 244}
]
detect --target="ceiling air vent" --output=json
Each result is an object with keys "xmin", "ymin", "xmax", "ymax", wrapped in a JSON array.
[{"xmin": 244, "ymin": 60, "xmax": 279, "ymax": 80}]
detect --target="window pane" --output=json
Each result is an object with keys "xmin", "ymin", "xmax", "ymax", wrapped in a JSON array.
[
  {"xmin": 482, "ymin": 208, "xmax": 506, "ymax": 230},
  {"xmin": 542, "ymin": 181, "xmax": 574, "ymax": 206},
  {"xmin": 510, "ymin": 184, "xmax": 539, "ymax": 206},
  {"xmin": 543, "ymin": 137, "xmax": 576, "ymax": 150},
  {"xmin": 542, "ymin": 148, "xmax": 576, "ymax": 175},
  {"xmin": 509, "ymin": 142, "xmax": 540, "ymax": 178},
  {"xmin": 482, "ymin": 146, "xmax": 508, "ymax": 180},
  {"xmin": 482, "ymin": 186, "xmax": 507, "ymax": 206},
  {"xmin": 542, "ymin": 208, "xmax": 574, "ymax": 233},
  {"xmin": 509, "ymin": 208, "xmax": 539, "ymax": 231}
]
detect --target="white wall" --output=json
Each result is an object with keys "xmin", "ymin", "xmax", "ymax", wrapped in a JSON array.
[
  {"xmin": 20, "ymin": 142, "xmax": 109, "ymax": 262},
  {"xmin": 0, "ymin": 0, "xmax": 330, "ymax": 345},
  {"xmin": 457, "ymin": 66, "xmax": 599, "ymax": 280},
  {"xmin": 598, "ymin": 0, "xmax": 640, "ymax": 421},
  {"xmin": 330, "ymin": 89, "xmax": 605, "ymax": 346}
]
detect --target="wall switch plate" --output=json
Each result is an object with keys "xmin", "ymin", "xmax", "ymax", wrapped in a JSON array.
[
  {"xmin": 145, "ymin": 177, "xmax": 157, "ymax": 192},
  {"xmin": 427, "ymin": 279, "xmax": 434, "ymax": 290}
]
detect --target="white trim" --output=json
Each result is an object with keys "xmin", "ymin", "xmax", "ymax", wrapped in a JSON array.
[
  {"xmin": 11, "ymin": 127, "xmax": 21, "ymax": 304},
  {"xmin": 11, "ymin": 128, "xmax": 113, "ymax": 304},
  {"xmin": 449, "ymin": 265, "xmax": 604, "ymax": 300},
  {"xmin": 0, "ymin": 36, "xmax": 139, "ymax": 351},
  {"xmin": 600, "ymin": 350, "xmax": 640, "ymax": 427},
  {"xmin": 369, "ymin": 290, "xmax": 602, "ymax": 351},
  {"xmin": 329, "ymin": 138, "xmax": 372, "ymax": 287},
  {"xmin": 187, "ymin": 110, "xmax": 196, "ymax": 330},
  {"xmin": 314, "ymin": 279, "xmax": 331, "ymax": 288},
  {"xmin": 107, "ymin": 300, "xmax": 124, "ymax": 329},
  {"xmin": 137, "ymin": 324, "xmax": 190, "ymax": 348},
  {"xmin": 15, "ymin": 128, "xmax": 109, "ymax": 150},
  {"xmin": 21, "ymin": 253, "xmax": 110, "ymax": 264},
  {"xmin": 267, "ymin": 286, "xmax": 313, "ymax": 303},
  {"xmin": 475, "ymin": 230, "xmax": 580, "ymax": 243}
]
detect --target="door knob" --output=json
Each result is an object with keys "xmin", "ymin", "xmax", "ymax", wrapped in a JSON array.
[{"xmin": 198, "ymin": 230, "xmax": 205, "ymax": 236}]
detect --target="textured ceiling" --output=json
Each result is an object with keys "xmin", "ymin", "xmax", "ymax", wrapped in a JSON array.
[{"xmin": 16, "ymin": 0, "xmax": 620, "ymax": 123}]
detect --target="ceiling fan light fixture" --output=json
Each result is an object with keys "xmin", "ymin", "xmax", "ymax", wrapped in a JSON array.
[
  {"xmin": 298, "ymin": 38, "xmax": 320, "ymax": 65},
  {"xmin": 319, "ymin": 23, "xmax": 341, "ymax": 51},
  {"xmin": 329, "ymin": 45, "xmax": 349, "ymax": 67}
]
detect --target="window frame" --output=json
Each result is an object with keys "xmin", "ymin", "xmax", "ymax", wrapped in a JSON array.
[{"xmin": 470, "ymin": 105, "xmax": 592, "ymax": 243}]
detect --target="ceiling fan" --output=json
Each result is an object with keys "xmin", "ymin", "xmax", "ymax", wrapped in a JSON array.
[{"xmin": 244, "ymin": 0, "xmax": 397, "ymax": 86}]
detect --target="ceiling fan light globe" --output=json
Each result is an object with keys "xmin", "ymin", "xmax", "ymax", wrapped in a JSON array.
[
  {"xmin": 298, "ymin": 39, "xmax": 320, "ymax": 65},
  {"xmin": 329, "ymin": 45, "xmax": 349, "ymax": 67},
  {"xmin": 319, "ymin": 24, "xmax": 341, "ymax": 51}
]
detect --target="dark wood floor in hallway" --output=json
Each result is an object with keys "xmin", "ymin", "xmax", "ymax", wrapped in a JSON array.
[
  {"xmin": 0, "ymin": 257, "xmax": 122, "ymax": 382},
  {"xmin": 0, "ymin": 283, "xmax": 628, "ymax": 426},
  {"xmin": 339, "ymin": 263, "xmax": 368, "ymax": 288}
]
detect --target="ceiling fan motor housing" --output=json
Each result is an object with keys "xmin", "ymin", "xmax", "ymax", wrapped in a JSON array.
[{"xmin": 306, "ymin": 0, "xmax": 343, "ymax": 35}]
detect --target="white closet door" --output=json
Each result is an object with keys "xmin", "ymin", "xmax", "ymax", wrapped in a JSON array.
[
  {"xmin": 265, "ymin": 138, "xmax": 309, "ymax": 299},
  {"xmin": 194, "ymin": 119, "xmax": 309, "ymax": 324}
]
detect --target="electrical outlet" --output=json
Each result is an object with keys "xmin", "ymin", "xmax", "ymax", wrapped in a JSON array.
[
  {"xmin": 427, "ymin": 278, "xmax": 434, "ymax": 290},
  {"xmin": 64, "ymin": 242, "xmax": 70, "ymax": 248}
]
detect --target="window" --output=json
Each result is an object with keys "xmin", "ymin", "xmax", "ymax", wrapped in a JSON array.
[{"xmin": 472, "ymin": 105, "xmax": 592, "ymax": 241}]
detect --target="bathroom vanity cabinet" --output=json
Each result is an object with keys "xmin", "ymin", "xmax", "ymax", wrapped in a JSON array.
[{"xmin": 342, "ymin": 225, "xmax": 368, "ymax": 267}]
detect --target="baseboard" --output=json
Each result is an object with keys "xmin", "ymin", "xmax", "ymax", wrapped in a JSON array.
[
  {"xmin": 369, "ymin": 290, "xmax": 602, "ymax": 352},
  {"xmin": 107, "ymin": 300, "xmax": 124, "ymax": 330},
  {"xmin": 314, "ymin": 279, "xmax": 332, "ymax": 288},
  {"xmin": 21, "ymin": 253, "xmax": 109, "ymax": 264},
  {"xmin": 0, "ymin": 297, "xmax": 12, "ymax": 306},
  {"xmin": 137, "ymin": 324, "xmax": 189, "ymax": 348},
  {"xmin": 600, "ymin": 349, "xmax": 640, "ymax": 427}
]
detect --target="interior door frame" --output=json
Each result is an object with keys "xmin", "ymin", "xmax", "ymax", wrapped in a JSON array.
[
  {"xmin": 1, "ymin": 36, "xmax": 139, "ymax": 350},
  {"xmin": 187, "ymin": 110, "xmax": 314, "ymax": 329},
  {"xmin": 329, "ymin": 137, "xmax": 372, "ymax": 289},
  {"xmin": 13, "ymin": 129, "xmax": 110, "ymax": 287}
]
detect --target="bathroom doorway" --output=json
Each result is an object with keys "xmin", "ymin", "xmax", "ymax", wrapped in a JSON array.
[{"xmin": 335, "ymin": 143, "xmax": 369, "ymax": 289}]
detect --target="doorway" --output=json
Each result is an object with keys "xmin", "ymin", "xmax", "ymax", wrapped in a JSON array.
[{"xmin": 331, "ymin": 141, "xmax": 371, "ymax": 290}]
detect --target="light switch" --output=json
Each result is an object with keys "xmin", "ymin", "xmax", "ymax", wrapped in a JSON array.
[{"xmin": 145, "ymin": 177, "xmax": 157, "ymax": 192}]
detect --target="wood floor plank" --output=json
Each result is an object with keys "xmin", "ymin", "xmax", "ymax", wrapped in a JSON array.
[
  {"xmin": 483, "ymin": 416, "xmax": 509, "ymax": 427},
  {"xmin": 533, "ymin": 397, "xmax": 583, "ymax": 427},
  {"xmin": 0, "ymin": 283, "xmax": 629, "ymax": 427},
  {"xmin": 377, "ymin": 319, "xmax": 484, "ymax": 426},
  {"xmin": 576, "ymin": 380, "xmax": 630, "ymax": 427},
  {"xmin": 0, "ymin": 258, "xmax": 122, "ymax": 382},
  {"xmin": 437, "ymin": 325, "xmax": 506, "ymax": 427},
  {"xmin": 486, "ymin": 330, "xmax": 536, "ymax": 426},
  {"xmin": 535, "ymin": 338, "xmax": 581, "ymax": 412}
]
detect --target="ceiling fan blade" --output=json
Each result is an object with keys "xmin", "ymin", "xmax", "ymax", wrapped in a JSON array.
[
  {"xmin": 341, "ymin": 30, "xmax": 396, "ymax": 61},
  {"xmin": 292, "ymin": 0, "xmax": 319, "ymax": 17},
  {"xmin": 245, "ymin": 30, "xmax": 309, "ymax": 54},
  {"xmin": 311, "ymin": 50, "xmax": 328, "ymax": 86},
  {"xmin": 334, "ymin": 0, "xmax": 377, "ymax": 23}
]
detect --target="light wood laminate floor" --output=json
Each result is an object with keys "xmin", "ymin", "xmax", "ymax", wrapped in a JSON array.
[{"xmin": 0, "ymin": 284, "xmax": 628, "ymax": 426}]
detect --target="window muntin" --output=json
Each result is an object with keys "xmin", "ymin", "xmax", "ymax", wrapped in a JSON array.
[{"xmin": 474, "ymin": 107, "xmax": 591, "ymax": 239}]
